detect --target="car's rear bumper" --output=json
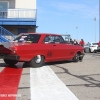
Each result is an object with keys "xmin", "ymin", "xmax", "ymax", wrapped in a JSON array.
[
  {"xmin": 90, "ymin": 47, "xmax": 97, "ymax": 52},
  {"xmin": 0, "ymin": 54, "xmax": 20, "ymax": 60},
  {"xmin": 94, "ymin": 47, "xmax": 100, "ymax": 52}
]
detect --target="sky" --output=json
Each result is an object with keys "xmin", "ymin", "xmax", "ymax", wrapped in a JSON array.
[{"xmin": 36, "ymin": 0, "xmax": 99, "ymax": 43}]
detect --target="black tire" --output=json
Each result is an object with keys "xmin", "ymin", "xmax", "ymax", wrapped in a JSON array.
[
  {"xmin": 93, "ymin": 50, "xmax": 97, "ymax": 53},
  {"xmin": 29, "ymin": 55, "xmax": 44, "ymax": 68},
  {"xmin": 4, "ymin": 59, "xmax": 18, "ymax": 65},
  {"xmin": 89, "ymin": 48, "xmax": 91, "ymax": 53},
  {"xmin": 73, "ymin": 53, "xmax": 80, "ymax": 62},
  {"xmin": 23, "ymin": 62, "xmax": 30, "ymax": 68}
]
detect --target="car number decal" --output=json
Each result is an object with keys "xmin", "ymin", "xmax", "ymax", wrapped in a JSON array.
[{"xmin": 47, "ymin": 51, "xmax": 52, "ymax": 57}]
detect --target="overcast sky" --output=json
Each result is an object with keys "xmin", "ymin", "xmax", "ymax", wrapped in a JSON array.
[{"xmin": 36, "ymin": 0, "xmax": 99, "ymax": 43}]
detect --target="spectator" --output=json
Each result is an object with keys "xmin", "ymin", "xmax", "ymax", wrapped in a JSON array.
[
  {"xmin": 98, "ymin": 41, "xmax": 100, "ymax": 46},
  {"xmin": 70, "ymin": 38, "xmax": 74, "ymax": 44},
  {"xmin": 79, "ymin": 39, "xmax": 85, "ymax": 47},
  {"xmin": 73, "ymin": 39, "xmax": 78, "ymax": 45}
]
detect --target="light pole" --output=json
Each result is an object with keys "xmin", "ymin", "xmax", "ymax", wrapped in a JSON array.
[
  {"xmin": 99, "ymin": 0, "xmax": 100, "ymax": 41},
  {"xmin": 94, "ymin": 17, "xmax": 96, "ymax": 42},
  {"xmin": 76, "ymin": 26, "xmax": 78, "ymax": 40}
]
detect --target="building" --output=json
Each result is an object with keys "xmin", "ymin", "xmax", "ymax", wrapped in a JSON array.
[{"xmin": 0, "ymin": 0, "xmax": 37, "ymax": 42}]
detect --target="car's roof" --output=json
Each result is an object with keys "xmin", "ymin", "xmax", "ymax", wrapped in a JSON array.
[
  {"xmin": 85, "ymin": 42, "xmax": 98, "ymax": 46},
  {"xmin": 90, "ymin": 42, "xmax": 98, "ymax": 44},
  {"xmin": 89, "ymin": 42, "xmax": 98, "ymax": 45},
  {"xmin": 20, "ymin": 32, "xmax": 61, "ymax": 36},
  {"xmin": 90, "ymin": 42, "xmax": 98, "ymax": 43}
]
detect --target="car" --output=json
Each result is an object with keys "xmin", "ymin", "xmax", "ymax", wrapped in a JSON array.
[
  {"xmin": 0, "ymin": 33, "xmax": 84, "ymax": 68},
  {"xmin": 84, "ymin": 42, "xmax": 98, "ymax": 53}
]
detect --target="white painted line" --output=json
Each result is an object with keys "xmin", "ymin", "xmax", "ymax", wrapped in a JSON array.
[{"xmin": 30, "ymin": 66, "xmax": 79, "ymax": 100}]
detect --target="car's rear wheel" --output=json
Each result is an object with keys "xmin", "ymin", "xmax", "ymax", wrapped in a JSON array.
[
  {"xmin": 29, "ymin": 55, "xmax": 44, "ymax": 68},
  {"xmin": 4, "ymin": 59, "xmax": 18, "ymax": 65},
  {"xmin": 73, "ymin": 53, "xmax": 80, "ymax": 62}
]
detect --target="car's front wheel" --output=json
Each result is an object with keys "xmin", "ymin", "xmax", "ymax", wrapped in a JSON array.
[
  {"xmin": 4, "ymin": 59, "xmax": 18, "ymax": 65},
  {"xmin": 29, "ymin": 55, "xmax": 44, "ymax": 68},
  {"xmin": 73, "ymin": 53, "xmax": 80, "ymax": 62}
]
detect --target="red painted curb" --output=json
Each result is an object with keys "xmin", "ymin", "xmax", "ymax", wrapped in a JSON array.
[{"xmin": 0, "ymin": 65, "xmax": 23, "ymax": 100}]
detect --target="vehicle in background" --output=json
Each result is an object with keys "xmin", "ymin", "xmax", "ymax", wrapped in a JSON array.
[{"xmin": 84, "ymin": 42, "xmax": 98, "ymax": 53}]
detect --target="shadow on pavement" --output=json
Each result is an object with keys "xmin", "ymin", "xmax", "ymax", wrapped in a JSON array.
[
  {"xmin": 45, "ymin": 60, "xmax": 73, "ymax": 66},
  {"xmin": 55, "ymin": 66, "xmax": 100, "ymax": 88}
]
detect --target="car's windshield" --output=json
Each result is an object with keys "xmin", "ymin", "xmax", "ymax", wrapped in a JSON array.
[{"xmin": 14, "ymin": 34, "xmax": 41, "ymax": 43}]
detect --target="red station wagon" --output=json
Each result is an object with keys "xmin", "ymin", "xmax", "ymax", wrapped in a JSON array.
[{"xmin": 0, "ymin": 33, "xmax": 84, "ymax": 67}]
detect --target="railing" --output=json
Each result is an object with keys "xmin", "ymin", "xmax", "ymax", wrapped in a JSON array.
[
  {"xmin": 0, "ymin": 26, "xmax": 15, "ymax": 42},
  {"xmin": 0, "ymin": 8, "xmax": 37, "ymax": 20},
  {"xmin": 0, "ymin": 36, "xmax": 10, "ymax": 43}
]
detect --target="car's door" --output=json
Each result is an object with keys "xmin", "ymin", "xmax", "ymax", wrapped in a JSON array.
[
  {"xmin": 52, "ymin": 35, "xmax": 71, "ymax": 60},
  {"xmin": 42, "ymin": 35, "xmax": 71, "ymax": 61},
  {"xmin": 41, "ymin": 35, "xmax": 55, "ymax": 61}
]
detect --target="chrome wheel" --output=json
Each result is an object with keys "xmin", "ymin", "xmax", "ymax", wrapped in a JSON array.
[
  {"xmin": 73, "ymin": 53, "xmax": 79, "ymax": 62},
  {"xmin": 29, "ymin": 55, "xmax": 44, "ymax": 68},
  {"xmin": 34, "ymin": 55, "xmax": 42, "ymax": 63}
]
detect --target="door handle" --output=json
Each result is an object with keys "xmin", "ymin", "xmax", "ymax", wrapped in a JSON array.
[{"xmin": 53, "ymin": 45, "xmax": 56, "ymax": 46}]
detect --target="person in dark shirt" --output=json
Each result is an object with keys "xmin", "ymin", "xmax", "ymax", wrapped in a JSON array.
[
  {"xmin": 73, "ymin": 39, "xmax": 78, "ymax": 45},
  {"xmin": 70, "ymin": 38, "xmax": 74, "ymax": 44}
]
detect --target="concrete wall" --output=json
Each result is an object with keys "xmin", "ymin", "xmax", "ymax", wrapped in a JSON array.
[
  {"xmin": 15, "ymin": 0, "xmax": 36, "ymax": 9},
  {"xmin": 0, "ymin": 0, "xmax": 36, "ymax": 9}
]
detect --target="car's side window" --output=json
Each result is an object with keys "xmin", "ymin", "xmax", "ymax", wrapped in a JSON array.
[
  {"xmin": 54, "ymin": 36, "xmax": 65, "ymax": 44},
  {"xmin": 44, "ymin": 36, "xmax": 50, "ymax": 42},
  {"xmin": 49, "ymin": 36, "xmax": 55, "ymax": 43},
  {"xmin": 43, "ymin": 35, "xmax": 55, "ymax": 44},
  {"xmin": 43, "ymin": 35, "xmax": 65, "ymax": 44}
]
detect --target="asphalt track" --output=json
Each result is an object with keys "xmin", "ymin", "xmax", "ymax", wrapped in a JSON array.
[
  {"xmin": 0, "ymin": 62, "xmax": 78, "ymax": 100},
  {"xmin": 0, "ymin": 53, "xmax": 100, "ymax": 100}
]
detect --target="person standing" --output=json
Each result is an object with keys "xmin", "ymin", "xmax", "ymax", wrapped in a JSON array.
[
  {"xmin": 98, "ymin": 41, "xmax": 100, "ymax": 46},
  {"xmin": 79, "ymin": 39, "xmax": 85, "ymax": 47},
  {"xmin": 70, "ymin": 38, "xmax": 74, "ymax": 44},
  {"xmin": 73, "ymin": 39, "xmax": 78, "ymax": 45}
]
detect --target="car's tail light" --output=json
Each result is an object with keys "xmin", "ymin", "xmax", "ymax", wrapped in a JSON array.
[{"xmin": 10, "ymin": 47, "xmax": 17, "ymax": 54}]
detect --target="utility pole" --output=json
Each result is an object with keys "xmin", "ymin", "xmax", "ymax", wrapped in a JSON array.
[
  {"xmin": 94, "ymin": 17, "xmax": 96, "ymax": 42},
  {"xmin": 76, "ymin": 26, "xmax": 78, "ymax": 40}
]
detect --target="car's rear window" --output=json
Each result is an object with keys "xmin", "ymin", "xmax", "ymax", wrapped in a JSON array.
[
  {"xmin": 14, "ymin": 34, "xmax": 41, "ymax": 43},
  {"xmin": 92, "ymin": 43, "xmax": 98, "ymax": 45}
]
